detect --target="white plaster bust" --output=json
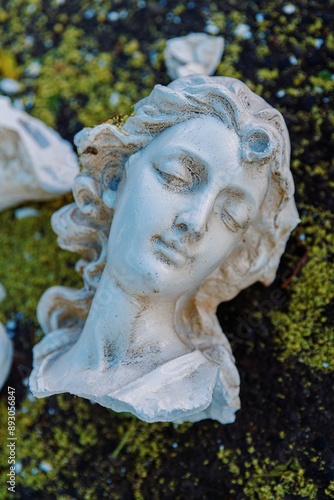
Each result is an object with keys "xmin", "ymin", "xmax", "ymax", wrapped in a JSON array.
[{"xmin": 30, "ymin": 76, "xmax": 299, "ymax": 423}]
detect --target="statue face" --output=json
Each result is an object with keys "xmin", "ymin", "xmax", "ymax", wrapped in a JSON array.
[{"xmin": 107, "ymin": 115, "xmax": 268, "ymax": 298}]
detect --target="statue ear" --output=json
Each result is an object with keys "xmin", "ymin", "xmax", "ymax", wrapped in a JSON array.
[{"xmin": 242, "ymin": 128, "xmax": 273, "ymax": 162}]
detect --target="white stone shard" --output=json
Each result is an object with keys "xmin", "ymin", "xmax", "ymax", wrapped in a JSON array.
[
  {"xmin": 0, "ymin": 96, "xmax": 79, "ymax": 212},
  {"xmin": 164, "ymin": 33, "xmax": 224, "ymax": 80},
  {"xmin": 0, "ymin": 323, "xmax": 13, "ymax": 390},
  {"xmin": 30, "ymin": 76, "xmax": 299, "ymax": 424}
]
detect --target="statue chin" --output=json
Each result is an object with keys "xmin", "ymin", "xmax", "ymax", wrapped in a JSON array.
[{"xmin": 29, "ymin": 75, "xmax": 299, "ymax": 424}]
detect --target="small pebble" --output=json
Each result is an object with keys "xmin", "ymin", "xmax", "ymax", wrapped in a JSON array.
[
  {"xmin": 234, "ymin": 24, "xmax": 252, "ymax": 40},
  {"xmin": 26, "ymin": 61, "xmax": 42, "ymax": 78},
  {"xmin": 107, "ymin": 11, "xmax": 119, "ymax": 22},
  {"xmin": 276, "ymin": 90, "xmax": 286, "ymax": 98},
  {"xmin": 314, "ymin": 38, "xmax": 324, "ymax": 49},
  {"xmin": 40, "ymin": 461, "xmax": 53, "ymax": 472},
  {"xmin": 119, "ymin": 9, "xmax": 128, "ymax": 20},
  {"xmin": 15, "ymin": 462, "xmax": 23, "ymax": 474},
  {"xmin": 289, "ymin": 55, "xmax": 298, "ymax": 65},
  {"xmin": 256, "ymin": 13, "xmax": 265, "ymax": 22},
  {"xmin": 0, "ymin": 78, "xmax": 21, "ymax": 95},
  {"xmin": 14, "ymin": 207, "xmax": 40, "ymax": 219},
  {"xmin": 283, "ymin": 4, "xmax": 296, "ymax": 14},
  {"xmin": 205, "ymin": 22, "xmax": 220, "ymax": 35},
  {"xmin": 84, "ymin": 9, "xmax": 95, "ymax": 19}
]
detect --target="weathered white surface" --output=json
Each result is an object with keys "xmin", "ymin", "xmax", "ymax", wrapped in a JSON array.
[
  {"xmin": 0, "ymin": 323, "xmax": 13, "ymax": 390},
  {"xmin": 164, "ymin": 33, "xmax": 224, "ymax": 79},
  {"xmin": 0, "ymin": 96, "xmax": 79, "ymax": 211},
  {"xmin": 30, "ymin": 76, "xmax": 299, "ymax": 424}
]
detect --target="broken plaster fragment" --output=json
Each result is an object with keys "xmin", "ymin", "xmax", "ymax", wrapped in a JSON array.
[
  {"xmin": 0, "ymin": 96, "xmax": 79, "ymax": 212},
  {"xmin": 164, "ymin": 33, "xmax": 224, "ymax": 80},
  {"xmin": 0, "ymin": 323, "xmax": 13, "ymax": 390}
]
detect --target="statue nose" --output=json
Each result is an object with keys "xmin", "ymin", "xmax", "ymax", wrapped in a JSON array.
[{"xmin": 174, "ymin": 208, "xmax": 208, "ymax": 241}]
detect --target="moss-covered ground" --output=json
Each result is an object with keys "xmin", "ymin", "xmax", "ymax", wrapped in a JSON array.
[{"xmin": 0, "ymin": 0, "xmax": 333, "ymax": 498}]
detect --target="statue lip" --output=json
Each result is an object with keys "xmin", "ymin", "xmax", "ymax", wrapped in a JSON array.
[{"xmin": 152, "ymin": 236, "xmax": 188, "ymax": 267}]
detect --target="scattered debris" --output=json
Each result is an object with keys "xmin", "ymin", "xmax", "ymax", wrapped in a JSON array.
[
  {"xmin": 0, "ymin": 323, "xmax": 13, "ymax": 390},
  {"xmin": 0, "ymin": 96, "xmax": 79, "ymax": 212},
  {"xmin": 164, "ymin": 33, "xmax": 224, "ymax": 80}
]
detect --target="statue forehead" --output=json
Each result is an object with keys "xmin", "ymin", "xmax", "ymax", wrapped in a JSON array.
[{"xmin": 138, "ymin": 115, "xmax": 240, "ymax": 159}]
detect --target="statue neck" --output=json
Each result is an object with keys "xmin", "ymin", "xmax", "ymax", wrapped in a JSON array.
[{"xmin": 78, "ymin": 266, "xmax": 190, "ymax": 371}]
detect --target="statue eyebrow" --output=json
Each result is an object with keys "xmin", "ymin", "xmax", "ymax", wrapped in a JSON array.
[
  {"xmin": 158, "ymin": 146, "xmax": 208, "ymax": 175},
  {"xmin": 223, "ymin": 185, "xmax": 256, "ymax": 208}
]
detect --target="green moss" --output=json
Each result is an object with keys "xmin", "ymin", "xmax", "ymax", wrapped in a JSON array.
[
  {"xmin": 271, "ymin": 207, "xmax": 334, "ymax": 372},
  {"xmin": 30, "ymin": 26, "xmax": 115, "ymax": 128},
  {"xmin": 217, "ymin": 445, "xmax": 319, "ymax": 499},
  {"xmin": 216, "ymin": 41, "xmax": 243, "ymax": 80},
  {"xmin": 0, "ymin": 196, "xmax": 81, "ymax": 325},
  {"xmin": 257, "ymin": 67, "xmax": 279, "ymax": 81},
  {"xmin": 0, "ymin": 388, "xmax": 194, "ymax": 499},
  {"xmin": 325, "ymin": 481, "xmax": 334, "ymax": 498}
]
